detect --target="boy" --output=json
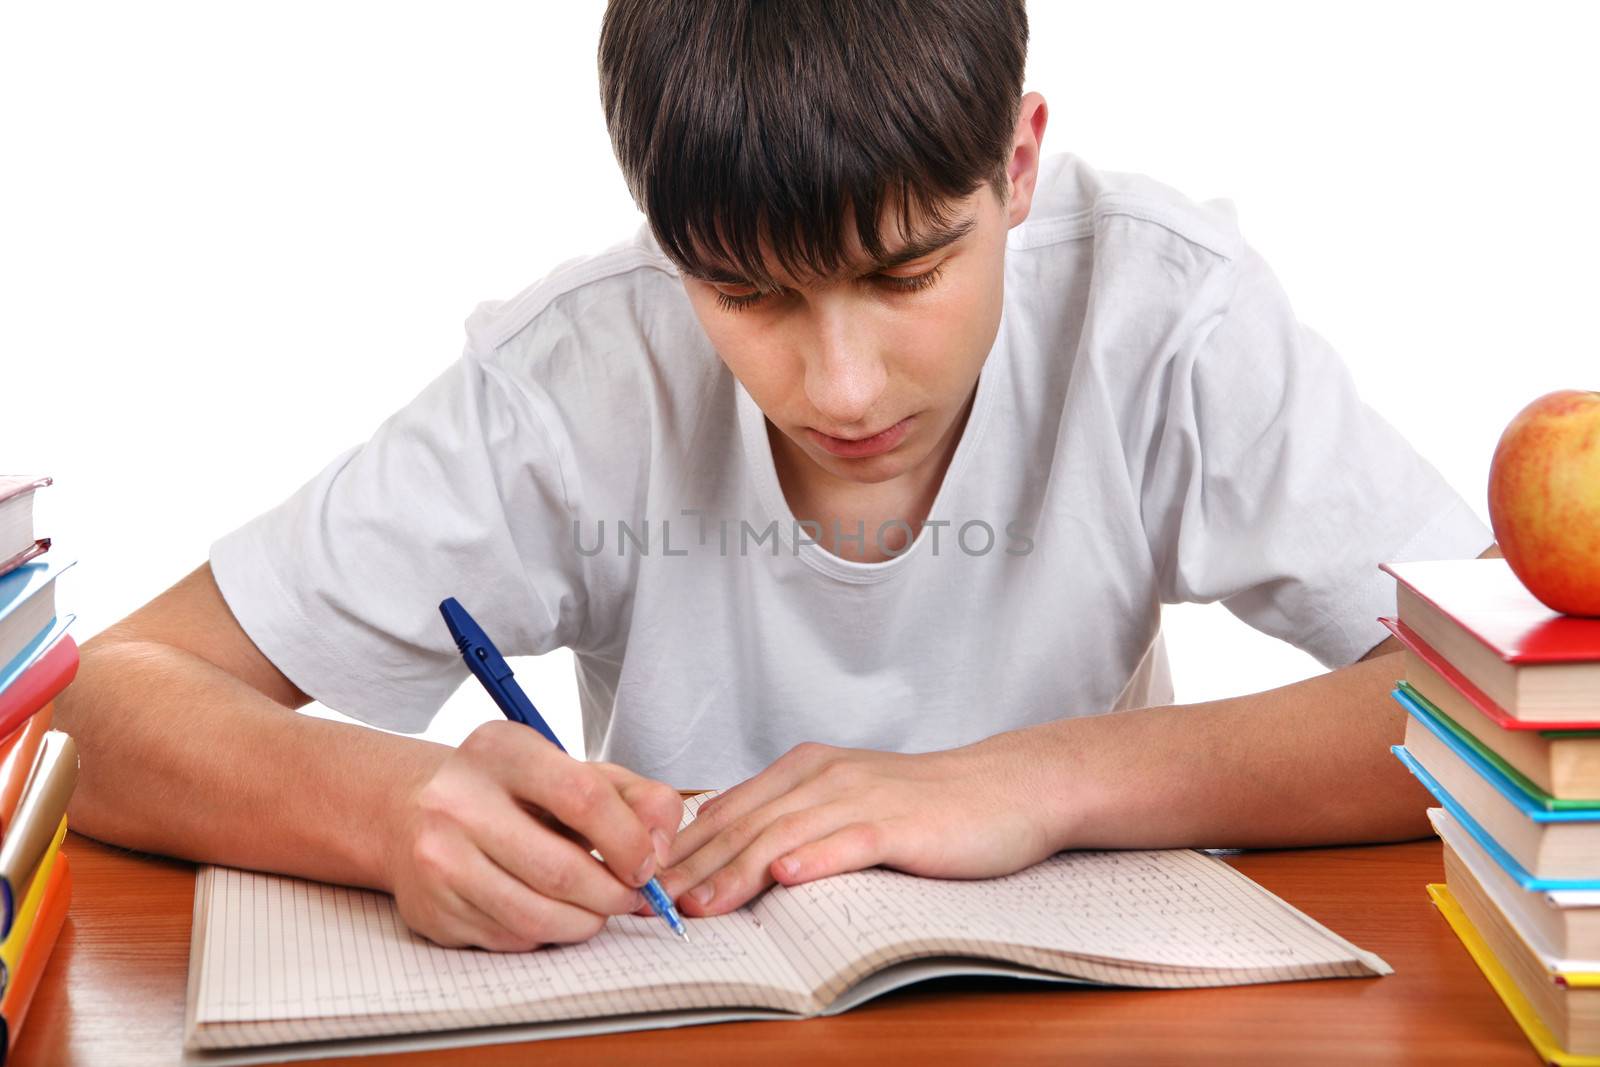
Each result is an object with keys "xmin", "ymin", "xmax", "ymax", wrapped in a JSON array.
[{"xmin": 56, "ymin": 0, "xmax": 1494, "ymax": 952}]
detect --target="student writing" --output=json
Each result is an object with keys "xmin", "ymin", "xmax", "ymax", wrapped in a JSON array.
[{"xmin": 56, "ymin": 0, "xmax": 1496, "ymax": 952}]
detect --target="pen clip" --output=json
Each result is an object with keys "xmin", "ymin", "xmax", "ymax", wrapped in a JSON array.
[
  {"xmin": 467, "ymin": 638, "xmax": 513, "ymax": 682},
  {"xmin": 439, "ymin": 597, "xmax": 556, "ymax": 740}
]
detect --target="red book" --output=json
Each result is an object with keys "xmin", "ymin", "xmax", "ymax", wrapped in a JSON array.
[
  {"xmin": 0, "ymin": 638, "xmax": 76, "ymax": 745},
  {"xmin": 1382, "ymin": 558, "xmax": 1600, "ymax": 725}
]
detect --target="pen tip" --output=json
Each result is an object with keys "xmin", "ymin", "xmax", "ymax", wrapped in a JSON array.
[{"xmin": 676, "ymin": 927, "xmax": 691, "ymax": 942}]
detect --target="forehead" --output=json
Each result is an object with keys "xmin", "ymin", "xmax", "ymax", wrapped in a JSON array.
[{"xmin": 677, "ymin": 193, "xmax": 982, "ymax": 289}]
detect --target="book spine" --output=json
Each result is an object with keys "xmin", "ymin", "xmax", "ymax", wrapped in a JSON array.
[
  {"xmin": 0, "ymin": 638, "xmax": 77, "ymax": 742},
  {"xmin": 0, "ymin": 734, "xmax": 77, "ymax": 941},
  {"xmin": 0, "ymin": 851, "xmax": 69, "ymax": 1058}
]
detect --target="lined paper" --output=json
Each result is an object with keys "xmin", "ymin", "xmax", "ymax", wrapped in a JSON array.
[
  {"xmin": 752, "ymin": 848, "xmax": 1389, "ymax": 999},
  {"xmin": 186, "ymin": 793, "xmax": 1389, "ymax": 1050},
  {"xmin": 188, "ymin": 866, "xmax": 811, "ymax": 1048}
]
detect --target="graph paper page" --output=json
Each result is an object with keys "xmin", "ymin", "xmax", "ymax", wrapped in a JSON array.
[
  {"xmin": 751, "ymin": 846, "xmax": 1390, "ymax": 1000},
  {"xmin": 187, "ymin": 792, "xmax": 1387, "ymax": 1048},
  {"xmin": 187, "ymin": 863, "xmax": 810, "ymax": 1046}
]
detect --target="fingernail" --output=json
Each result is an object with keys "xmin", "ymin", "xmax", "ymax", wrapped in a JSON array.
[
  {"xmin": 690, "ymin": 882, "xmax": 715, "ymax": 907},
  {"xmin": 651, "ymin": 828, "xmax": 670, "ymax": 866},
  {"xmin": 633, "ymin": 855, "xmax": 657, "ymax": 886},
  {"xmin": 776, "ymin": 856, "xmax": 799, "ymax": 879}
]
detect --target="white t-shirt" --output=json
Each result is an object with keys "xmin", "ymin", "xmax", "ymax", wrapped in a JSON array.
[{"xmin": 210, "ymin": 153, "xmax": 1492, "ymax": 787}]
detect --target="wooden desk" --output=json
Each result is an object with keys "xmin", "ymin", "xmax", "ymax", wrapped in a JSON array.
[{"xmin": 10, "ymin": 832, "xmax": 1539, "ymax": 1065}]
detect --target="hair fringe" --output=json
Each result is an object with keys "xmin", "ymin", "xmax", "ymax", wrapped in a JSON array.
[{"xmin": 600, "ymin": 0, "xmax": 1028, "ymax": 290}]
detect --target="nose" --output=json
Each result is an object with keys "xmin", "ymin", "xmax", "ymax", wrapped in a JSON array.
[{"xmin": 803, "ymin": 303, "xmax": 887, "ymax": 429}]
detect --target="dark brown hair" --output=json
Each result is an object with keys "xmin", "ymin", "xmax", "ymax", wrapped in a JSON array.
[{"xmin": 599, "ymin": 0, "xmax": 1029, "ymax": 291}]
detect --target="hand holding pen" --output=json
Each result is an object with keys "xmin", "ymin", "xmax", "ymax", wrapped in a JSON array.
[
  {"xmin": 440, "ymin": 597, "xmax": 689, "ymax": 941},
  {"xmin": 378, "ymin": 603, "xmax": 687, "ymax": 952}
]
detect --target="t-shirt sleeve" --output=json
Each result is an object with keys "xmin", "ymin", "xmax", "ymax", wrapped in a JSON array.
[
  {"xmin": 1136, "ymin": 245, "xmax": 1493, "ymax": 668},
  {"xmin": 209, "ymin": 350, "xmax": 586, "ymax": 733}
]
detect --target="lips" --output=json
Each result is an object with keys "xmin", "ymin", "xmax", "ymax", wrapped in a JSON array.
[{"xmin": 806, "ymin": 417, "xmax": 913, "ymax": 459}]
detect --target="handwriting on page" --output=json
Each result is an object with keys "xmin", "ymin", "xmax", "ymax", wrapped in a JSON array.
[
  {"xmin": 750, "ymin": 848, "xmax": 1369, "ymax": 994},
  {"xmin": 194, "ymin": 866, "xmax": 810, "ymax": 1027},
  {"xmin": 193, "ymin": 793, "xmax": 1381, "ymax": 1039}
]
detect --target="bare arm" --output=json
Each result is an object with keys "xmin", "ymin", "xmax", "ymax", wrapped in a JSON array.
[
  {"xmin": 1026, "ymin": 624, "xmax": 1428, "ymax": 850},
  {"xmin": 656, "ymin": 545, "xmax": 1502, "ymax": 917},
  {"xmin": 55, "ymin": 563, "xmax": 681, "ymax": 949},
  {"xmin": 56, "ymin": 563, "xmax": 439, "ymax": 886},
  {"xmin": 1018, "ymin": 544, "xmax": 1505, "ymax": 851}
]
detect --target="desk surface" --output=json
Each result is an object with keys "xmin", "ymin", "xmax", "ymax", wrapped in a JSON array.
[{"xmin": 11, "ymin": 832, "xmax": 1539, "ymax": 1065}]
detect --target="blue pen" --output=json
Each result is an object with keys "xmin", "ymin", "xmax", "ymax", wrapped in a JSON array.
[{"xmin": 439, "ymin": 597, "xmax": 689, "ymax": 942}]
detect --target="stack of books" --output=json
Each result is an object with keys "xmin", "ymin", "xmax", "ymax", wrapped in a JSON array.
[
  {"xmin": 1386, "ymin": 557, "xmax": 1600, "ymax": 1066},
  {"xmin": 0, "ymin": 475, "xmax": 80, "ymax": 1057}
]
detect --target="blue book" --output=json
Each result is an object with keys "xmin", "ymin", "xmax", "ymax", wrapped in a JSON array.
[
  {"xmin": 0, "ymin": 560, "xmax": 75, "ymax": 698},
  {"xmin": 1393, "ymin": 688, "xmax": 1600, "ymax": 891}
]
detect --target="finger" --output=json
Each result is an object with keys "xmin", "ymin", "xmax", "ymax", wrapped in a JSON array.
[
  {"xmin": 486, "ymin": 739, "xmax": 661, "ymax": 890},
  {"xmin": 690, "ymin": 790, "xmax": 727, "ymax": 820},
  {"xmin": 449, "ymin": 846, "xmax": 611, "ymax": 950},
  {"xmin": 770, "ymin": 821, "xmax": 894, "ymax": 889},
  {"xmin": 470, "ymin": 797, "xmax": 646, "ymax": 917},
  {"xmin": 397, "ymin": 877, "xmax": 500, "ymax": 950},
  {"xmin": 656, "ymin": 788, "xmax": 808, "ymax": 904},
  {"xmin": 677, "ymin": 803, "xmax": 859, "ymax": 916},
  {"xmin": 667, "ymin": 743, "xmax": 833, "ymax": 865},
  {"xmin": 419, "ymin": 878, "xmax": 549, "ymax": 951},
  {"xmin": 398, "ymin": 824, "xmax": 605, "ymax": 951},
  {"xmin": 662, "ymin": 796, "xmax": 851, "ymax": 915},
  {"xmin": 592, "ymin": 763, "xmax": 685, "ymax": 866}
]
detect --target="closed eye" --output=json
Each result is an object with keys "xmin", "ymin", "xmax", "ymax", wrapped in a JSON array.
[
  {"xmin": 712, "ymin": 288, "xmax": 765, "ymax": 313},
  {"xmin": 873, "ymin": 265, "xmax": 947, "ymax": 297},
  {"xmin": 712, "ymin": 264, "xmax": 947, "ymax": 314}
]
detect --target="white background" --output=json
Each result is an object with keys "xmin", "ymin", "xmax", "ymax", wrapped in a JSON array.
[{"xmin": 2, "ymin": 2, "xmax": 1593, "ymax": 757}]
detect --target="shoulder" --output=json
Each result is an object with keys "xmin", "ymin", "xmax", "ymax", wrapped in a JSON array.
[
  {"xmin": 1007, "ymin": 155, "xmax": 1276, "ymax": 387},
  {"xmin": 1011, "ymin": 153, "xmax": 1244, "ymax": 266},
  {"xmin": 453, "ymin": 223, "xmax": 726, "ymax": 459},
  {"xmin": 1007, "ymin": 159, "xmax": 1297, "ymax": 468},
  {"xmin": 462, "ymin": 222, "xmax": 708, "ymax": 373},
  {"xmin": 462, "ymin": 224, "xmax": 682, "ymax": 351}
]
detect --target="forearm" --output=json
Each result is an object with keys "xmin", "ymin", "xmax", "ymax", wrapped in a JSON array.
[
  {"xmin": 1009, "ymin": 651, "xmax": 1431, "ymax": 851},
  {"xmin": 663, "ymin": 648, "xmax": 1437, "ymax": 915},
  {"xmin": 54, "ymin": 634, "xmax": 449, "ymax": 891}
]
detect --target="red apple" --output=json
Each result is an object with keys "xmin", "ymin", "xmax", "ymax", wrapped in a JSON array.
[{"xmin": 1487, "ymin": 389, "xmax": 1600, "ymax": 616}]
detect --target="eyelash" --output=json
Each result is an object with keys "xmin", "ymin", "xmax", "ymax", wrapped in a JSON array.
[{"xmin": 712, "ymin": 264, "xmax": 946, "ymax": 314}]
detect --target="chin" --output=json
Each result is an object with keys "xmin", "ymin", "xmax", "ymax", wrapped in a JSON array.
[
  {"xmin": 823, "ymin": 457, "xmax": 908, "ymax": 484},
  {"xmin": 813, "ymin": 442, "xmax": 924, "ymax": 484}
]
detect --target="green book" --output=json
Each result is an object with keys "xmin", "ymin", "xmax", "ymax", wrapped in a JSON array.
[{"xmin": 1398, "ymin": 681, "xmax": 1600, "ymax": 811}]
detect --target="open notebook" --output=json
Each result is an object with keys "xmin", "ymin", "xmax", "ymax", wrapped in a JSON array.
[{"xmin": 183, "ymin": 795, "xmax": 1390, "ymax": 1064}]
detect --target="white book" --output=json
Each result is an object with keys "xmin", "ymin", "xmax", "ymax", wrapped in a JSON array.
[
  {"xmin": 1441, "ymin": 829, "xmax": 1600, "ymax": 1055},
  {"xmin": 1402, "ymin": 713, "xmax": 1600, "ymax": 879},
  {"xmin": 0, "ymin": 475, "xmax": 49, "ymax": 573},
  {"xmin": 182, "ymin": 796, "xmax": 1389, "ymax": 1064},
  {"xmin": 1431, "ymin": 807, "xmax": 1600, "ymax": 963}
]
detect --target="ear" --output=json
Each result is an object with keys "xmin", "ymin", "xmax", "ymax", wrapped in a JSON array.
[{"xmin": 1005, "ymin": 92, "xmax": 1049, "ymax": 229}]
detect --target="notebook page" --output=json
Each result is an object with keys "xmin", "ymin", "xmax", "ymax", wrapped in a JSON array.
[
  {"xmin": 186, "ymin": 864, "xmax": 811, "ymax": 1050},
  {"xmin": 750, "ymin": 847, "xmax": 1390, "ymax": 1003}
]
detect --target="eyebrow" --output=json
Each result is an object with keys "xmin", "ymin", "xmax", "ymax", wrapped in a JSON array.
[{"xmin": 681, "ymin": 212, "xmax": 979, "ymax": 287}]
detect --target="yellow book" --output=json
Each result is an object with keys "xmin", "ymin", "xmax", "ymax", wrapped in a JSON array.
[
  {"xmin": 0, "ymin": 731, "xmax": 76, "ymax": 940},
  {"xmin": 1431, "ymin": 883, "xmax": 1600, "ymax": 1066},
  {"xmin": 0, "ymin": 814, "xmax": 66, "ymax": 1001}
]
